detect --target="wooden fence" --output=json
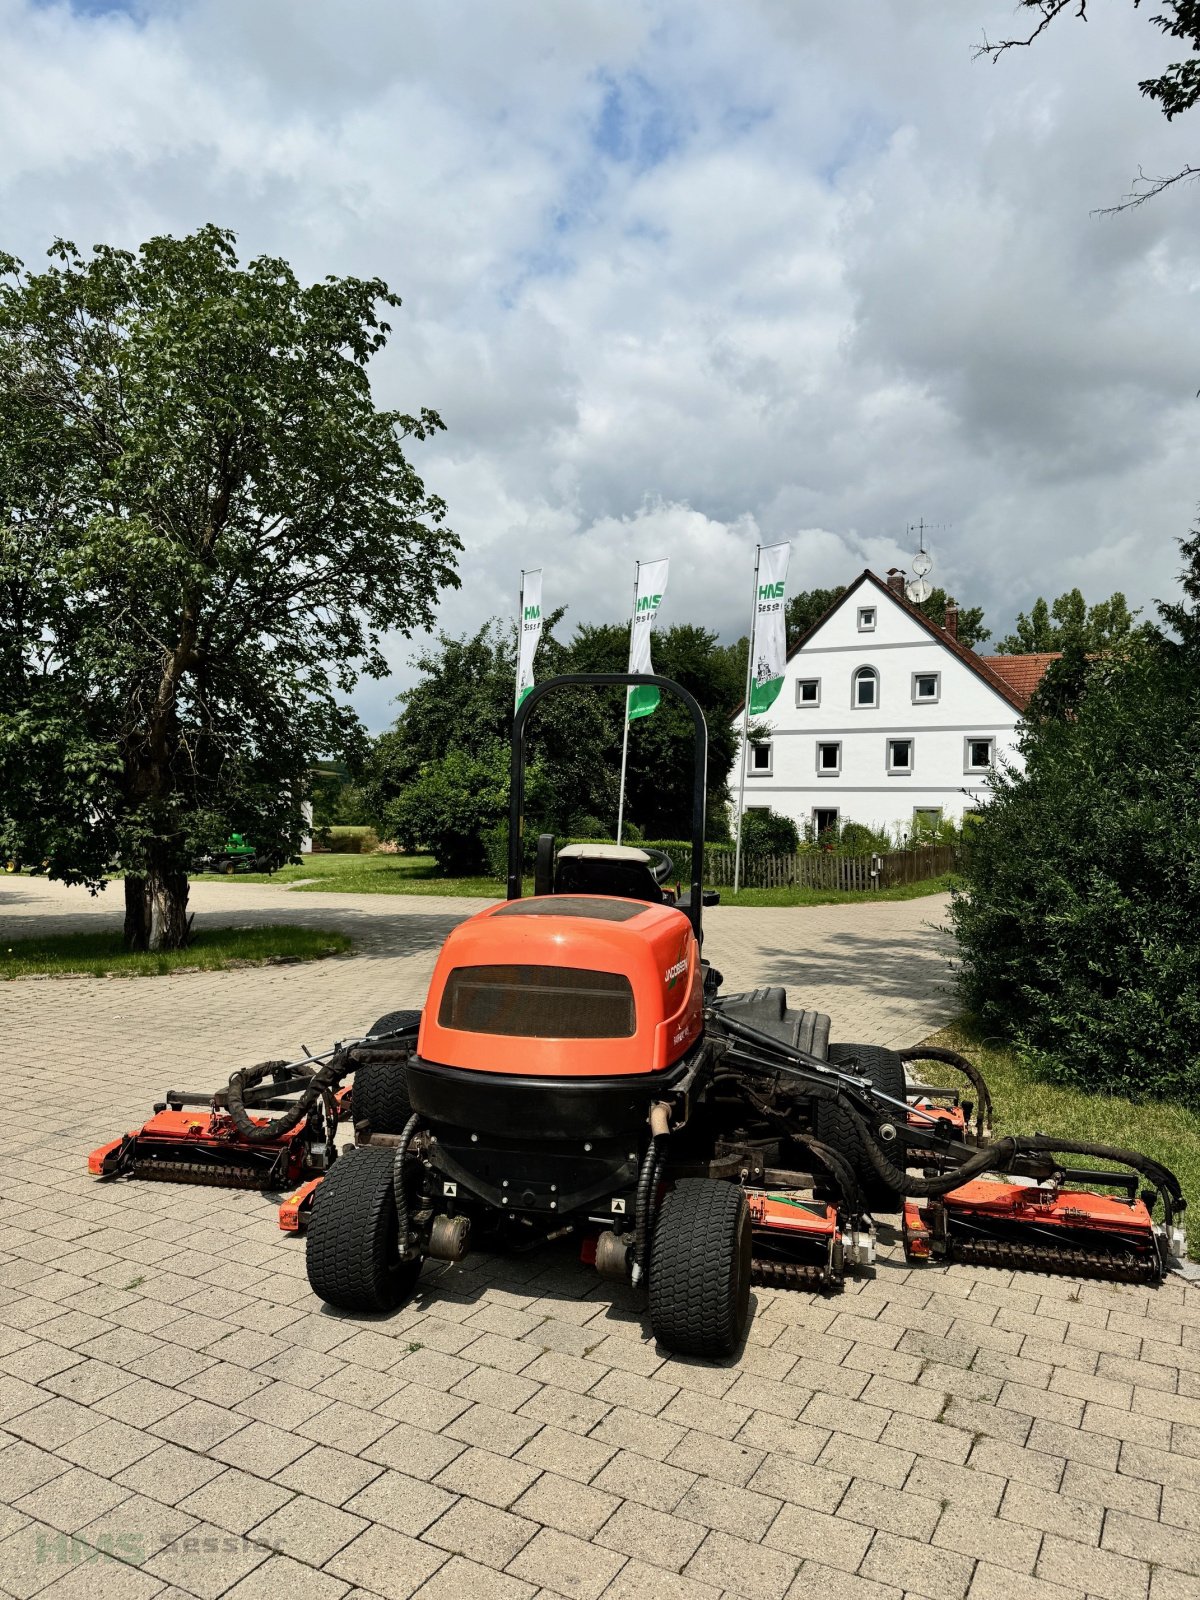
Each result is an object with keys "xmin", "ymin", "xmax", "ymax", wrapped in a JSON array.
[{"xmin": 704, "ymin": 843, "xmax": 959, "ymax": 892}]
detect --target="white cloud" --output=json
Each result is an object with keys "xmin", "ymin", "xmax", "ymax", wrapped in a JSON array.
[{"xmin": 4, "ymin": 0, "xmax": 1199, "ymax": 728}]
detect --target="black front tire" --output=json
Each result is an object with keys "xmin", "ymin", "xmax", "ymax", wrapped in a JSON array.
[
  {"xmin": 353, "ymin": 1009, "xmax": 421, "ymax": 1135},
  {"xmin": 305, "ymin": 1148, "xmax": 421, "ymax": 1313},
  {"xmin": 814, "ymin": 1043, "xmax": 908, "ymax": 1211},
  {"xmin": 648, "ymin": 1178, "xmax": 751, "ymax": 1358}
]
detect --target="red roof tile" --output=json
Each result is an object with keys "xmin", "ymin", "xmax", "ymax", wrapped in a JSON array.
[{"xmin": 979, "ymin": 654, "xmax": 1061, "ymax": 704}]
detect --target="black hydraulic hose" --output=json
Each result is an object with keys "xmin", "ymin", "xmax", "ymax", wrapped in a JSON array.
[
  {"xmin": 393, "ymin": 1113, "xmax": 420, "ymax": 1259},
  {"xmin": 632, "ymin": 1144, "xmax": 664, "ymax": 1286},
  {"xmin": 789, "ymin": 1133, "xmax": 864, "ymax": 1216},
  {"xmin": 901, "ymin": 1045, "xmax": 993, "ymax": 1136},
  {"xmin": 224, "ymin": 1053, "xmax": 350, "ymax": 1143},
  {"xmin": 842, "ymin": 1103, "xmax": 1186, "ymax": 1224}
]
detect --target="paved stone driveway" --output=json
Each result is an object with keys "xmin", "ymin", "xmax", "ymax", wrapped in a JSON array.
[{"xmin": 0, "ymin": 878, "xmax": 1196, "ymax": 1600}]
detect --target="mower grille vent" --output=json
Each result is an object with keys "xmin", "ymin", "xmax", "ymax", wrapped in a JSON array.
[
  {"xmin": 438, "ymin": 964, "xmax": 636, "ymax": 1038},
  {"xmin": 495, "ymin": 897, "xmax": 646, "ymax": 922}
]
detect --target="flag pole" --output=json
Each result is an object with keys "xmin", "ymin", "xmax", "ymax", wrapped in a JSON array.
[
  {"xmin": 514, "ymin": 570, "xmax": 525, "ymax": 713},
  {"xmin": 732, "ymin": 544, "xmax": 762, "ymax": 896},
  {"xmin": 616, "ymin": 561, "xmax": 640, "ymax": 843}
]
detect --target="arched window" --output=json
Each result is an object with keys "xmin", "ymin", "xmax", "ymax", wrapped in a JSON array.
[{"xmin": 852, "ymin": 666, "xmax": 878, "ymax": 708}]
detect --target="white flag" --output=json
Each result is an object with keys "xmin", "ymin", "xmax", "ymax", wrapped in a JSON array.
[
  {"xmin": 749, "ymin": 542, "xmax": 790, "ymax": 714},
  {"xmin": 627, "ymin": 558, "xmax": 669, "ymax": 720},
  {"xmin": 515, "ymin": 569, "xmax": 543, "ymax": 710}
]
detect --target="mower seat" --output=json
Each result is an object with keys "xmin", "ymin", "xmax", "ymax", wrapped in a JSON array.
[
  {"xmin": 717, "ymin": 987, "xmax": 830, "ymax": 1058},
  {"xmin": 554, "ymin": 843, "xmax": 667, "ymax": 905}
]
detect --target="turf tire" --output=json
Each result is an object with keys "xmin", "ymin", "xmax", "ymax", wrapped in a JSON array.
[
  {"xmin": 648, "ymin": 1178, "xmax": 752, "ymax": 1357},
  {"xmin": 305, "ymin": 1147, "xmax": 420, "ymax": 1313},
  {"xmin": 814, "ymin": 1042, "xmax": 908, "ymax": 1211},
  {"xmin": 368, "ymin": 1008, "xmax": 422, "ymax": 1039},
  {"xmin": 352, "ymin": 1009, "xmax": 421, "ymax": 1135}
]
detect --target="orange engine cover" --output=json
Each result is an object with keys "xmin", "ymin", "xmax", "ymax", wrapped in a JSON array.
[{"xmin": 418, "ymin": 895, "xmax": 703, "ymax": 1077}]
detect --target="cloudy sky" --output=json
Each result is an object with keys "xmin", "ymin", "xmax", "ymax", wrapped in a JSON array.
[{"xmin": 4, "ymin": 0, "xmax": 1199, "ymax": 728}]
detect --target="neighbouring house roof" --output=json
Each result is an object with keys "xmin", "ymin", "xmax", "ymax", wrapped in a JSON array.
[
  {"xmin": 979, "ymin": 653, "xmax": 1061, "ymax": 703},
  {"xmin": 771, "ymin": 569, "xmax": 1031, "ymax": 714}
]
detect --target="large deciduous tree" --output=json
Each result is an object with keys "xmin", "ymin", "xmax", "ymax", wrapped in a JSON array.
[
  {"xmin": 979, "ymin": 2, "xmax": 1200, "ymax": 207},
  {"xmin": 0, "ymin": 227, "xmax": 458, "ymax": 948},
  {"xmin": 949, "ymin": 534, "xmax": 1200, "ymax": 1103},
  {"xmin": 993, "ymin": 588, "xmax": 1144, "ymax": 654}
]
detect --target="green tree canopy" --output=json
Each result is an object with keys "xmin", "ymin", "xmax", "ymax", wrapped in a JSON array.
[
  {"xmin": 950, "ymin": 535, "xmax": 1200, "ymax": 1102},
  {"xmin": 993, "ymin": 589, "xmax": 1144, "ymax": 655},
  {"xmin": 368, "ymin": 615, "xmax": 743, "ymax": 870},
  {"xmin": 0, "ymin": 227, "xmax": 458, "ymax": 947}
]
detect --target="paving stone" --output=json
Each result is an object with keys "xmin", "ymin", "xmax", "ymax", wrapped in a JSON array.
[
  {"xmin": 1036, "ymin": 1533, "xmax": 1152, "ymax": 1600},
  {"xmin": 763, "ymin": 1502, "xmax": 872, "ymax": 1573},
  {"xmin": 519, "ymin": 1384, "xmax": 610, "ymax": 1436},
  {"xmin": 76, "ymin": 1490, "xmax": 198, "ymax": 1562},
  {"xmin": 115, "ymin": 1441, "xmax": 227, "ymax": 1506},
  {"xmin": 511, "ymin": 1472, "xmax": 620, "ymax": 1538},
  {"xmin": 932, "ymin": 1506, "xmax": 1043, "ymax": 1575},
  {"xmin": 966, "ymin": 1562, "xmax": 1087, "ymax": 1600},
  {"xmin": 784, "ymin": 1562, "xmax": 902, "ymax": 1600},
  {"xmin": 859, "ymin": 1530, "xmax": 976, "ymax": 1600},
  {"xmin": 343, "ymin": 1468, "xmax": 455, "ymax": 1538},
  {"xmin": 592, "ymin": 1447, "xmax": 696, "ymax": 1511},
  {"xmin": 7, "ymin": 1396, "xmax": 103, "ymax": 1450},
  {"xmin": 516, "ymin": 1423, "xmax": 616, "ymax": 1484},
  {"xmin": 1102, "ymin": 1507, "xmax": 1200, "ymax": 1578},
  {"xmin": 674, "ymin": 1476, "xmax": 781, "ymax": 1541},
  {"xmin": 684, "ymin": 1527, "xmax": 799, "ymax": 1600},
  {"xmin": 57, "ymin": 1416, "xmax": 161, "ymax": 1474},
  {"xmin": 507, "ymin": 1525, "xmax": 628, "ymax": 1600},
  {"xmin": 178, "ymin": 1466, "xmax": 294, "ymax": 1535},
  {"xmin": 423, "ymin": 1496, "xmax": 538, "ymax": 1570},
  {"xmin": 325, "ymin": 1521, "xmax": 450, "ymax": 1599},
  {"xmin": 998, "ymin": 1476, "xmax": 1104, "ymax": 1543},
  {"xmin": 249, "ymin": 1493, "xmax": 367, "ymax": 1565},
  {"xmin": 209, "ymin": 1417, "xmax": 311, "ymax": 1475},
  {"xmin": 599, "ymin": 1557, "xmax": 721, "ymax": 1600},
  {"xmin": 363, "ymin": 1420, "xmax": 467, "ymax": 1480},
  {"xmin": 667, "ymin": 1429, "xmax": 763, "ymax": 1485},
  {"xmin": 25, "ymin": 1551, "xmax": 165, "ymax": 1600},
  {"xmin": 595, "ymin": 1499, "xmax": 706, "ymax": 1572},
  {"xmin": 0, "ymin": 1437, "xmax": 72, "ymax": 1499},
  {"xmin": 149, "ymin": 1398, "xmax": 246, "ymax": 1452},
  {"xmin": 268, "ymin": 1442, "xmax": 381, "ymax": 1507},
  {"xmin": 222, "ymin": 1551, "xmax": 350, "ymax": 1600},
  {"xmin": 412, "ymin": 1552, "xmax": 537, "ymax": 1600},
  {"xmin": 15, "ymin": 1466, "xmax": 132, "ymax": 1535}
]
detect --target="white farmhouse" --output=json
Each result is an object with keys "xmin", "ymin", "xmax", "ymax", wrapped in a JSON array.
[{"xmin": 731, "ymin": 568, "xmax": 1057, "ymax": 840}]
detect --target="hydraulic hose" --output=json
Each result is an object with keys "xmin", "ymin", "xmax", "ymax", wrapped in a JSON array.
[
  {"xmin": 632, "ymin": 1144, "xmax": 666, "ymax": 1288},
  {"xmin": 224, "ymin": 1053, "xmax": 349, "ymax": 1143},
  {"xmin": 393, "ymin": 1113, "xmax": 421, "ymax": 1259},
  {"xmin": 900, "ymin": 1045, "xmax": 993, "ymax": 1138}
]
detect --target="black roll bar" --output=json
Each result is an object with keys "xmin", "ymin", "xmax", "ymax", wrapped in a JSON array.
[{"xmin": 508, "ymin": 673, "xmax": 709, "ymax": 938}]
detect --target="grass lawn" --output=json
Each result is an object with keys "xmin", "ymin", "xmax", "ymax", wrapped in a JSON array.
[
  {"xmin": 1, "ymin": 924, "xmax": 352, "ymax": 980},
  {"xmin": 195, "ymin": 853, "xmax": 957, "ymax": 907},
  {"xmin": 923, "ymin": 1020, "xmax": 1200, "ymax": 1224}
]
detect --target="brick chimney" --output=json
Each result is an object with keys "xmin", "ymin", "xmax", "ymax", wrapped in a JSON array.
[
  {"xmin": 886, "ymin": 568, "xmax": 906, "ymax": 597},
  {"xmin": 944, "ymin": 603, "xmax": 959, "ymax": 641}
]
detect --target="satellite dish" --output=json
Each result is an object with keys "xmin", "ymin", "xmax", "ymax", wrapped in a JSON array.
[
  {"xmin": 911, "ymin": 550, "xmax": 933, "ymax": 578},
  {"xmin": 906, "ymin": 578, "xmax": 932, "ymax": 603}
]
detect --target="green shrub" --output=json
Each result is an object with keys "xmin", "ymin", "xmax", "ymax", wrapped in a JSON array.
[
  {"xmin": 738, "ymin": 808, "xmax": 799, "ymax": 858},
  {"xmin": 837, "ymin": 820, "xmax": 892, "ymax": 856},
  {"xmin": 323, "ymin": 826, "xmax": 379, "ymax": 854},
  {"xmin": 950, "ymin": 642, "xmax": 1200, "ymax": 1104}
]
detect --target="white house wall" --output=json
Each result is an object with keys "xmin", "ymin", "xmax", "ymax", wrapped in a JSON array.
[{"xmin": 732, "ymin": 583, "xmax": 1025, "ymax": 837}]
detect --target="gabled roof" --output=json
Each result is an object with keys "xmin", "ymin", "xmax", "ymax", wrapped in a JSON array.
[
  {"xmin": 979, "ymin": 653, "xmax": 1060, "ymax": 702},
  {"xmin": 783, "ymin": 569, "xmax": 1030, "ymax": 713}
]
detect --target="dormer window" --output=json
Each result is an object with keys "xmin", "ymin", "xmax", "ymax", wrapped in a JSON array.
[
  {"xmin": 852, "ymin": 666, "xmax": 878, "ymax": 708},
  {"xmin": 857, "ymin": 606, "xmax": 876, "ymax": 632}
]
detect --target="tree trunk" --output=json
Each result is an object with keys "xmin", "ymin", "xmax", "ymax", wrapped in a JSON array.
[{"xmin": 123, "ymin": 870, "xmax": 191, "ymax": 951}]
